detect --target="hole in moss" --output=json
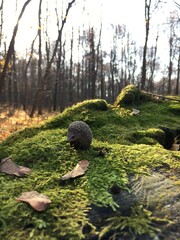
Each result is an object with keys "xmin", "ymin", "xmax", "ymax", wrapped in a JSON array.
[{"xmin": 159, "ymin": 127, "xmax": 180, "ymax": 150}]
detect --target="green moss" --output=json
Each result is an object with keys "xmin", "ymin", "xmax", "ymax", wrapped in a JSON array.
[
  {"xmin": 114, "ymin": 84, "xmax": 152, "ymax": 107},
  {"xmin": 43, "ymin": 99, "xmax": 108, "ymax": 129},
  {"xmin": 0, "ymin": 93, "xmax": 180, "ymax": 239},
  {"xmin": 133, "ymin": 128, "xmax": 165, "ymax": 145},
  {"xmin": 168, "ymin": 102, "xmax": 180, "ymax": 115}
]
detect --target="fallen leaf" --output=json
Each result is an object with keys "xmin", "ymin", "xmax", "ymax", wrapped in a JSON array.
[
  {"xmin": 171, "ymin": 143, "xmax": 180, "ymax": 151},
  {"xmin": 0, "ymin": 158, "xmax": 32, "ymax": 177},
  {"xmin": 16, "ymin": 191, "xmax": 51, "ymax": 212},
  {"xmin": 62, "ymin": 160, "xmax": 89, "ymax": 180},
  {"xmin": 130, "ymin": 108, "xmax": 140, "ymax": 115}
]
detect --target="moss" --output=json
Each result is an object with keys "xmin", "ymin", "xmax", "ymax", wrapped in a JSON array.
[
  {"xmin": 114, "ymin": 84, "xmax": 152, "ymax": 107},
  {"xmin": 132, "ymin": 128, "xmax": 165, "ymax": 146},
  {"xmin": 0, "ymin": 92, "xmax": 180, "ymax": 239},
  {"xmin": 43, "ymin": 99, "xmax": 108, "ymax": 130},
  {"xmin": 168, "ymin": 102, "xmax": 180, "ymax": 115}
]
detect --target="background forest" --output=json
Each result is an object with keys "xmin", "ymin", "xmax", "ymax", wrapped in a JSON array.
[{"xmin": 0, "ymin": 0, "xmax": 179, "ymax": 116}]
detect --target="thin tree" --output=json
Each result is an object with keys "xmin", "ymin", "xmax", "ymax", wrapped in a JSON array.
[
  {"xmin": 69, "ymin": 27, "xmax": 74, "ymax": 103},
  {"xmin": 37, "ymin": 0, "xmax": 43, "ymax": 115},
  {"xmin": 89, "ymin": 27, "xmax": 96, "ymax": 98},
  {"xmin": 23, "ymin": 34, "xmax": 38, "ymax": 111},
  {"xmin": 0, "ymin": 0, "xmax": 33, "ymax": 93},
  {"xmin": 148, "ymin": 33, "xmax": 159, "ymax": 92},
  {"xmin": 141, "ymin": 0, "xmax": 151, "ymax": 90},
  {"xmin": 0, "ymin": 0, "xmax": 4, "ymax": 47},
  {"xmin": 175, "ymin": 48, "xmax": 180, "ymax": 95},
  {"xmin": 30, "ymin": 0, "xmax": 76, "ymax": 117},
  {"xmin": 167, "ymin": 11, "xmax": 178, "ymax": 95}
]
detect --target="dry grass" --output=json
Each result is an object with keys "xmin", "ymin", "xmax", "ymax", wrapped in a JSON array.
[{"xmin": 0, "ymin": 109, "xmax": 55, "ymax": 142}]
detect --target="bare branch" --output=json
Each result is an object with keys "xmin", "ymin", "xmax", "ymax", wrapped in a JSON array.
[{"xmin": 174, "ymin": 1, "xmax": 180, "ymax": 9}]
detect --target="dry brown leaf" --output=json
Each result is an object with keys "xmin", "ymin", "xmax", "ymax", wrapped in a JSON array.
[
  {"xmin": 130, "ymin": 108, "xmax": 140, "ymax": 115},
  {"xmin": 16, "ymin": 191, "xmax": 51, "ymax": 212},
  {"xmin": 62, "ymin": 160, "xmax": 89, "ymax": 180},
  {"xmin": 171, "ymin": 143, "xmax": 180, "ymax": 151},
  {"xmin": 0, "ymin": 158, "xmax": 32, "ymax": 177}
]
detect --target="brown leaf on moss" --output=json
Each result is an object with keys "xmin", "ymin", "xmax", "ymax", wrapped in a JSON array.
[
  {"xmin": 171, "ymin": 143, "xmax": 180, "ymax": 151},
  {"xmin": 62, "ymin": 160, "xmax": 89, "ymax": 180},
  {"xmin": 16, "ymin": 191, "xmax": 51, "ymax": 212},
  {"xmin": 0, "ymin": 158, "xmax": 32, "ymax": 177}
]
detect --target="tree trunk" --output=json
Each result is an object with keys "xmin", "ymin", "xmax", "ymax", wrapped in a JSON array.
[
  {"xmin": 148, "ymin": 34, "xmax": 159, "ymax": 92},
  {"xmin": 69, "ymin": 27, "xmax": 74, "ymax": 104},
  {"xmin": 30, "ymin": 0, "xmax": 76, "ymax": 117},
  {"xmin": 89, "ymin": 27, "xmax": 96, "ymax": 99},
  {"xmin": 37, "ymin": 0, "xmax": 43, "ymax": 115},
  {"xmin": 23, "ymin": 34, "xmax": 38, "ymax": 111},
  {"xmin": 0, "ymin": 0, "xmax": 32, "ymax": 93},
  {"xmin": 141, "ymin": 0, "xmax": 151, "ymax": 90},
  {"xmin": 0, "ymin": 0, "xmax": 4, "ymax": 47},
  {"xmin": 175, "ymin": 49, "xmax": 180, "ymax": 95}
]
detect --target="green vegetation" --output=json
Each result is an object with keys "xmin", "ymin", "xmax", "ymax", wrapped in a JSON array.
[
  {"xmin": 0, "ymin": 86, "xmax": 180, "ymax": 239},
  {"xmin": 114, "ymin": 84, "xmax": 152, "ymax": 106}
]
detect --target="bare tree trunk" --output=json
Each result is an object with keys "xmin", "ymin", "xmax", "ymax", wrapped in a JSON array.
[
  {"xmin": 110, "ymin": 49, "xmax": 116, "ymax": 102},
  {"xmin": 53, "ymin": 4, "xmax": 61, "ymax": 112},
  {"xmin": 30, "ymin": 0, "xmax": 76, "ymax": 117},
  {"xmin": 141, "ymin": 0, "xmax": 151, "ymax": 90},
  {"xmin": 76, "ymin": 28, "xmax": 81, "ymax": 101},
  {"xmin": 76, "ymin": 63, "xmax": 80, "ymax": 101},
  {"xmin": 167, "ymin": 41, "xmax": 173, "ymax": 95},
  {"xmin": 0, "ymin": 0, "xmax": 4, "ymax": 47},
  {"xmin": 59, "ymin": 40, "xmax": 66, "ymax": 111},
  {"xmin": 69, "ymin": 27, "xmax": 74, "ymax": 104},
  {"xmin": 0, "ymin": 0, "xmax": 32, "ymax": 93},
  {"xmin": 100, "ymin": 51, "xmax": 105, "ymax": 99},
  {"xmin": 37, "ymin": 0, "xmax": 43, "ymax": 115},
  {"xmin": 12, "ymin": 50, "xmax": 18, "ymax": 108},
  {"xmin": 23, "ymin": 34, "xmax": 38, "ymax": 111},
  {"xmin": 175, "ymin": 48, "xmax": 180, "ymax": 95},
  {"xmin": 95, "ymin": 23, "xmax": 102, "ymax": 98},
  {"xmin": 148, "ymin": 33, "xmax": 159, "ymax": 92},
  {"xmin": 89, "ymin": 27, "xmax": 96, "ymax": 99}
]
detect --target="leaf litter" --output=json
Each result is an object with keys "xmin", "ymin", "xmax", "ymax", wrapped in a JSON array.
[
  {"xmin": 16, "ymin": 191, "xmax": 51, "ymax": 212},
  {"xmin": 0, "ymin": 157, "xmax": 32, "ymax": 177},
  {"xmin": 62, "ymin": 160, "xmax": 89, "ymax": 180}
]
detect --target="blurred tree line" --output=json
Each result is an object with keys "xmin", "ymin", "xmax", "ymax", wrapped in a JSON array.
[{"xmin": 0, "ymin": 0, "xmax": 179, "ymax": 116}]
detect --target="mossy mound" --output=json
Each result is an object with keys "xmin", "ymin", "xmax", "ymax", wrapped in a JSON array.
[
  {"xmin": 114, "ymin": 84, "xmax": 152, "ymax": 107},
  {"xmin": 132, "ymin": 128, "xmax": 165, "ymax": 145},
  {"xmin": 0, "ymin": 94, "xmax": 180, "ymax": 240}
]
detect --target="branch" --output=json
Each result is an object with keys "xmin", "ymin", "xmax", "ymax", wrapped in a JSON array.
[
  {"xmin": 142, "ymin": 91, "xmax": 180, "ymax": 102},
  {"xmin": 46, "ymin": 0, "xmax": 76, "ymax": 73},
  {"xmin": 174, "ymin": 1, "xmax": 180, "ymax": 9}
]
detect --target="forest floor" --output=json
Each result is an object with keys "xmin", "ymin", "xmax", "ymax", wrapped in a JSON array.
[
  {"xmin": 0, "ymin": 85, "xmax": 180, "ymax": 240},
  {"xmin": 0, "ymin": 108, "xmax": 55, "ymax": 142}
]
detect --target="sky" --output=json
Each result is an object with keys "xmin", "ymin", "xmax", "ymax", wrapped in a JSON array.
[
  {"xmin": 2, "ymin": 0, "xmax": 178, "ymax": 47},
  {"xmin": 1, "ymin": 0, "xmax": 180, "ymax": 70}
]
